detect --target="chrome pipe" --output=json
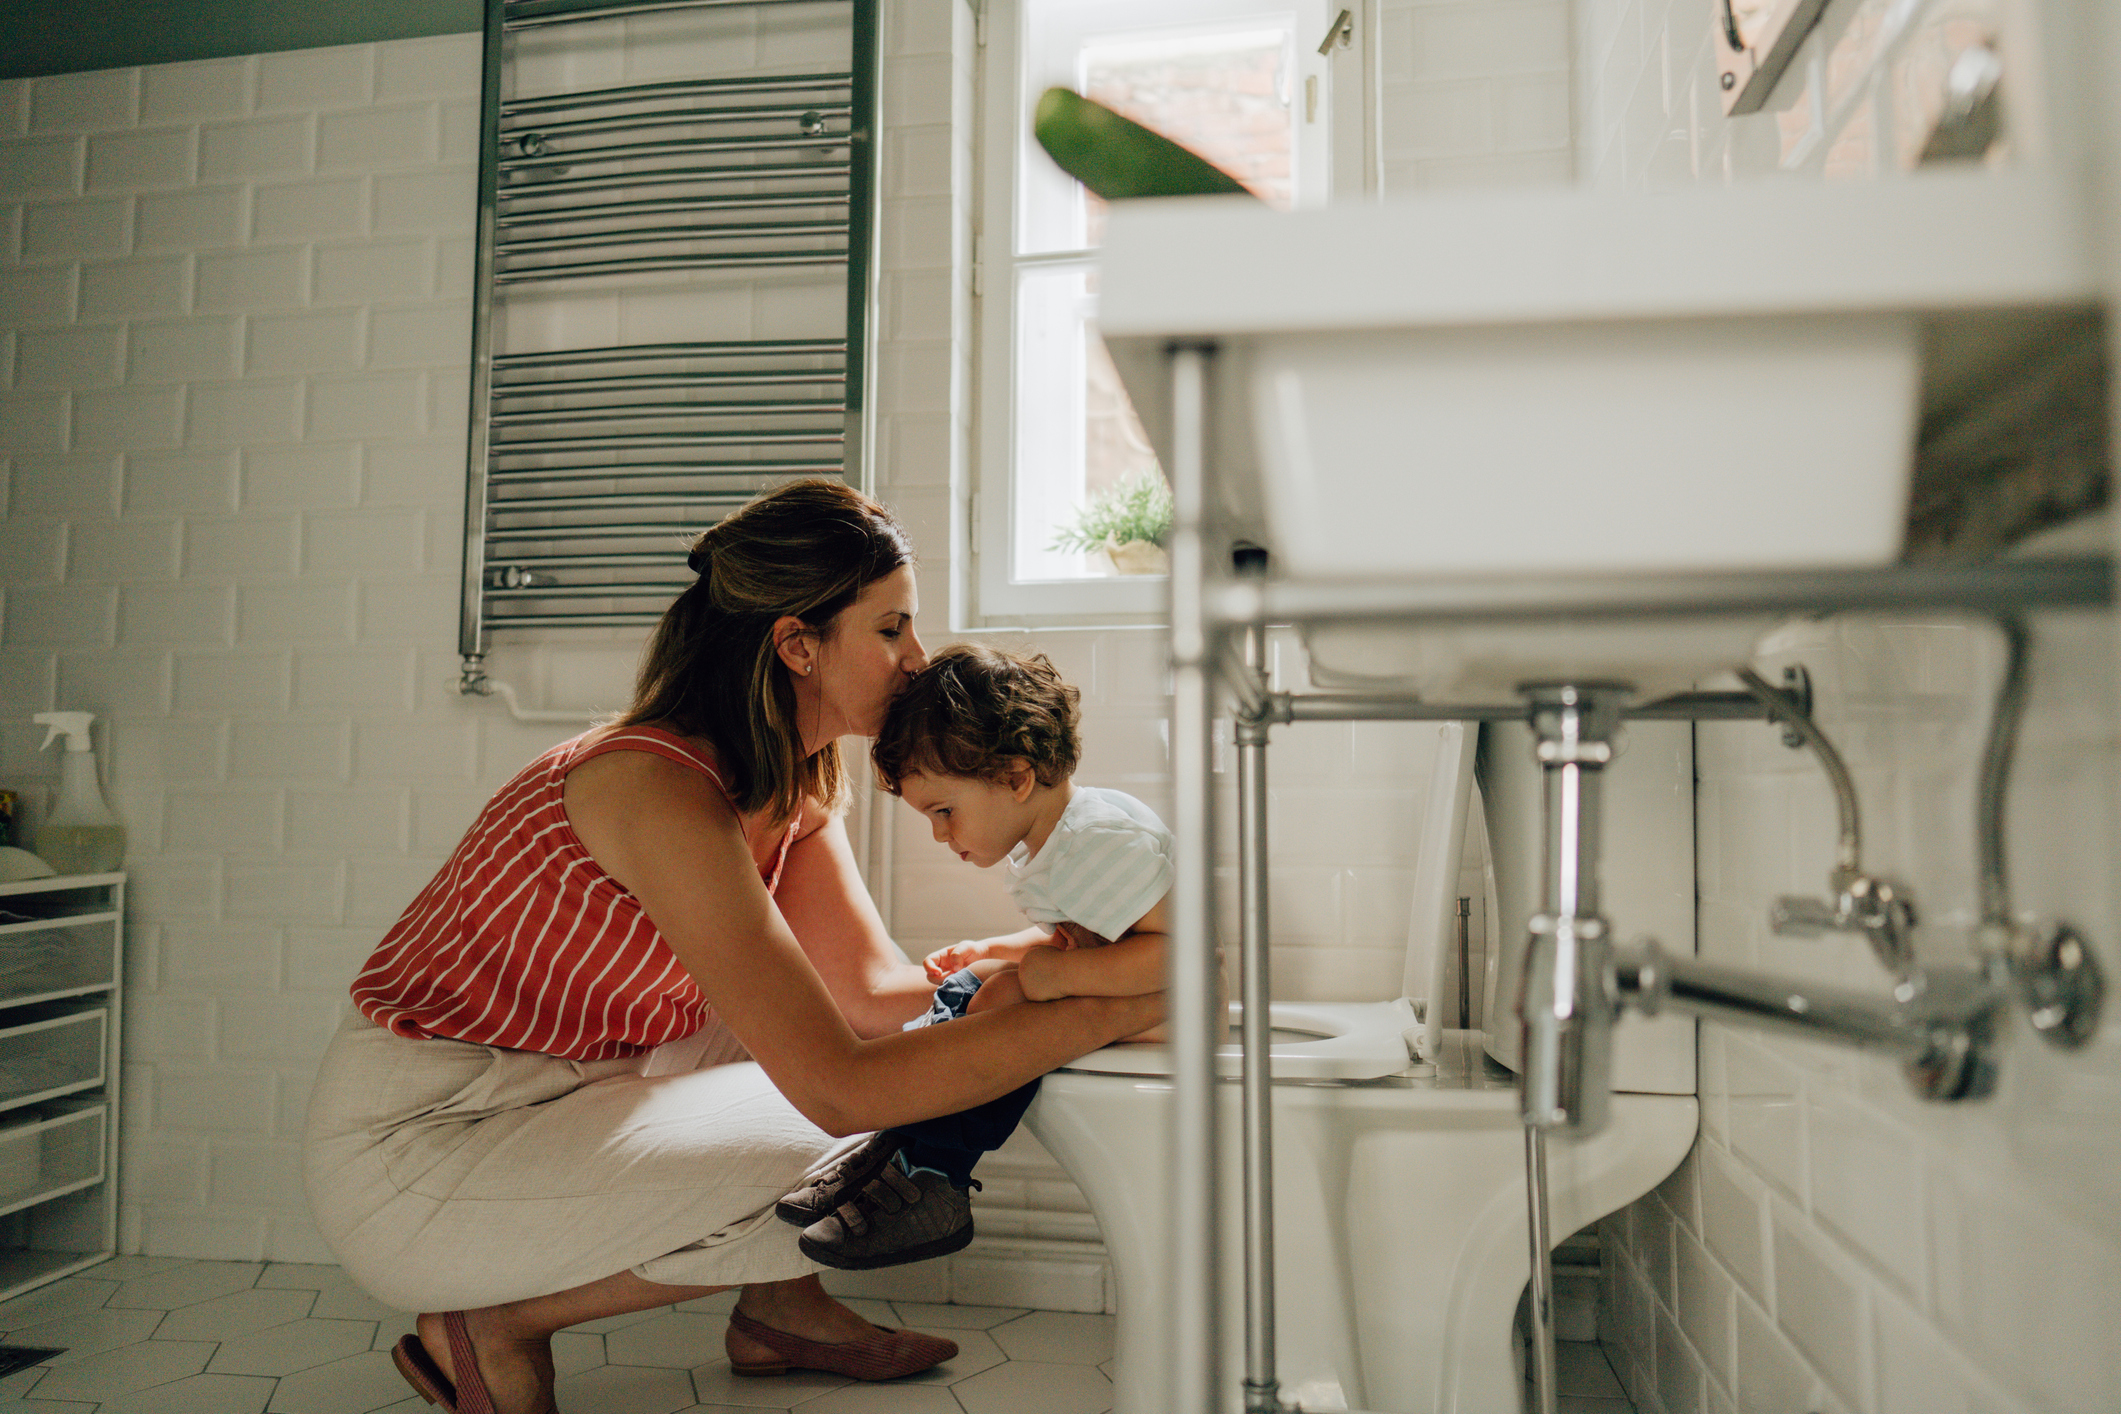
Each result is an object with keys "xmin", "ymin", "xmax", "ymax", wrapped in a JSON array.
[
  {"xmin": 501, "ymin": 132, "xmax": 846, "ymax": 170},
  {"xmin": 497, "ymin": 191, "xmax": 845, "ymax": 226},
  {"xmin": 483, "ymin": 611, "xmax": 665, "ymax": 628},
  {"xmin": 1457, "ymin": 897, "xmax": 1473, "ymax": 1028},
  {"xmin": 487, "ymin": 461, "xmax": 838, "ymax": 479},
  {"xmin": 494, "ymin": 372, "xmax": 841, "ymax": 396},
  {"xmin": 1524, "ymin": 1125, "xmax": 1558, "ymax": 1414},
  {"xmin": 493, "ymin": 430, "xmax": 844, "ymax": 453},
  {"xmin": 1613, "ymin": 942, "xmax": 2007, "ymax": 1100},
  {"xmin": 838, "ymin": 0, "xmax": 880, "ymax": 490},
  {"xmin": 504, "ymin": 0, "xmax": 833, "ymax": 30},
  {"xmin": 496, "ymin": 251, "xmax": 845, "ymax": 281},
  {"xmin": 489, "ymin": 400, "xmax": 845, "ymax": 424},
  {"xmin": 483, "ymin": 525, "xmax": 712, "ymax": 543},
  {"xmin": 502, "ymin": 100, "xmax": 852, "ymax": 138},
  {"xmin": 458, "ymin": 0, "xmax": 509, "ymax": 664},
  {"xmin": 497, "ymin": 219, "xmax": 850, "ymax": 251},
  {"xmin": 1976, "ymin": 617, "xmax": 2030, "ymax": 929},
  {"xmin": 1236, "ymin": 625, "xmax": 1281, "ymax": 1414},
  {"xmin": 494, "ymin": 338, "xmax": 844, "ymax": 367},
  {"xmin": 492, "ymin": 492, "xmax": 756, "ymax": 512},
  {"xmin": 499, "ymin": 161, "xmax": 850, "ymax": 197},
  {"xmin": 1738, "ymin": 667, "xmax": 1861, "ymax": 876},
  {"xmin": 486, "ymin": 581, "xmax": 689, "ymax": 599},
  {"xmin": 1519, "ymin": 684, "xmax": 1627, "ymax": 1136},
  {"xmin": 487, "ymin": 551, "xmax": 687, "ymax": 567},
  {"xmin": 1270, "ymin": 690, "xmax": 1771, "ymax": 725},
  {"xmin": 1166, "ymin": 343, "xmax": 1223, "ymax": 1414},
  {"xmin": 492, "ymin": 491, "xmax": 759, "ymax": 515},
  {"xmin": 1208, "ymin": 557, "xmax": 2114, "ymax": 631},
  {"xmin": 503, "ymin": 72, "xmax": 852, "ymax": 116}
]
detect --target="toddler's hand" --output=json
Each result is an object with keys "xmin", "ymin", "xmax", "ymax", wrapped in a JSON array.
[{"xmin": 924, "ymin": 941, "xmax": 979, "ymax": 981}]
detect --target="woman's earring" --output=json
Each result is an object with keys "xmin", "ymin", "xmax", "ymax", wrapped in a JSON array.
[{"xmin": 803, "ymin": 666, "xmax": 812, "ymax": 675}]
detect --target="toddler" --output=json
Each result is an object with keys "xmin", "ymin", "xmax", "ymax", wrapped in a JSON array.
[{"xmin": 775, "ymin": 644, "xmax": 1172, "ymax": 1270}]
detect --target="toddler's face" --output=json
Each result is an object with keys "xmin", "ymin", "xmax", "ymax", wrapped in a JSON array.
[{"xmin": 898, "ymin": 770, "xmax": 1036, "ymax": 869}]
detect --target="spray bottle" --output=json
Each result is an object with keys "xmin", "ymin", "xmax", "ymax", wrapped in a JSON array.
[{"xmin": 32, "ymin": 713, "xmax": 125, "ymax": 876}]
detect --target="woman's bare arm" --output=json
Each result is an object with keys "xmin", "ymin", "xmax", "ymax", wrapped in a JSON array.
[
  {"xmin": 1015, "ymin": 894, "xmax": 1170, "ymax": 1001},
  {"xmin": 769, "ymin": 806, "xmax": 933, "ymax": 1037},
  {"xmin": 567, "ymin": 751, "xmax": 1160, "ymax": 1135}
]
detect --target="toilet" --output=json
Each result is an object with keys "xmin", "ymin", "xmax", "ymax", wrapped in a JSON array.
[{"xmin": 1026, "ymin": 718, "xmax": 1700, "ymax": 1414}]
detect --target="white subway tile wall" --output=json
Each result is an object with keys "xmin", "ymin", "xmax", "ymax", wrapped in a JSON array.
[
  {"xmin": 1597, "ymin": 611, "xmax": 2121, "ymax": 1414},
  {"xmin": 1378, "ymin": 0, "xmax": 1575, "ymax": 190}
]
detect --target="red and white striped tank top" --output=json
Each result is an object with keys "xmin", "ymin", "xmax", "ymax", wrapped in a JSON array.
[{"xmin": 350, "ymin": 725, "xmax": 797, "ymax": 1061}]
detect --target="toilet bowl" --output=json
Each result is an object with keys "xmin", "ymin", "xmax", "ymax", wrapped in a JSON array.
[{"xmin": 1025, "ymin": 719, "xmax": 1701, "ymax": 1414}]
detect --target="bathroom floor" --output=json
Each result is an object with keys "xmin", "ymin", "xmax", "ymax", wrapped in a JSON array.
[{"xmin": 0, "ymin": 1257, "xmax": 1637, "ymax": 1413}]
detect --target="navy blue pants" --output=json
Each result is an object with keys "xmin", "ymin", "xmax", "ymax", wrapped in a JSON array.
[{"xmin": 892, "ymin": 968, "xmax": 1040, "ymax": 1189}]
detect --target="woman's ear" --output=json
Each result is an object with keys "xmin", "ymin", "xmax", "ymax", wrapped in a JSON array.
[{"xmin": 772, "ymin": 615, "xmax": 818, "ymax": 678}]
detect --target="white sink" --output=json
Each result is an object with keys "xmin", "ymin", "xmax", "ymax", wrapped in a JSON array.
[{"xmin": 1097, "ymin": 174, "xmax": 2093, "ymax": 695}]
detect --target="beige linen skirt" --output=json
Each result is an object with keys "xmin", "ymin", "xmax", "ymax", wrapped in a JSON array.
[{"xmin": 305, "ymin": 1012, "xmax": 845, "ymax": 1312}]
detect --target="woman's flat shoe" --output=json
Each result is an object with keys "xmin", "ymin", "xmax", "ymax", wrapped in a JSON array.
[
  {"xmin": 391, "ymin": 1311, "xmax": 498, "ymax": 1414},
  {"xmin": 726, "ymin": 1309, "xmax": 957, "ymax": 1380}
]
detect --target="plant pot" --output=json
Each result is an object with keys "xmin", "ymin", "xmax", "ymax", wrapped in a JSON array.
[{"xmin": 1102, "ymin": 539, "xmax": 1169, "ymax": 575}]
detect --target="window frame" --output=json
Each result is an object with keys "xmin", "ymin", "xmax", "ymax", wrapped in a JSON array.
[{"xmin": 968, "ymin": 0, "xmax": 1337, "ymax": 627}]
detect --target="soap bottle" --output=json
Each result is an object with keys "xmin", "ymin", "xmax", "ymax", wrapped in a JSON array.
[{"xmin": 32, "ymin": 713, "xmax": 125, "ymax": 876}]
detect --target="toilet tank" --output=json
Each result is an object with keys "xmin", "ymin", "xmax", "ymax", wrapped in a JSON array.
[{"xmin": 1479, "ymin": 719, "xmax": 1697, "ymax": 1096}]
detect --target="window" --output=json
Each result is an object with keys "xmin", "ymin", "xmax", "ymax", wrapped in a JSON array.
[{"xmin": 974, "ymin": 0, "xmax": 1341, "ymax": 623}]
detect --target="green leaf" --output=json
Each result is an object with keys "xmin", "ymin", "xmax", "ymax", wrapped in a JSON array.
[{"xmin": 1032, "ymin": 87, "xmax": 1257, "ymax": 202}]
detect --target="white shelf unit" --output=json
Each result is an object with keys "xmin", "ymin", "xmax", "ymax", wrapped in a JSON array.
[{"xmin": 0, "ymin": 873, "xmax": 123, "ymax": 1301}]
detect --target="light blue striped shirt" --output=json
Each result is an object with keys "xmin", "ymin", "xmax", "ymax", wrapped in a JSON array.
[{"xmin": 1006, "ymin": 786, "xmax": 1174, "ymax": 943}]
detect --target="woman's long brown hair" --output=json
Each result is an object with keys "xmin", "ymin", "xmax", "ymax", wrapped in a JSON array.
[{"xmin": 620, "ymin": 479, "xmax": 914, "ymax": 823}]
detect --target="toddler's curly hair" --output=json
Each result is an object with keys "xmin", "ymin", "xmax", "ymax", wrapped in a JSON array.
[{"xmin": 873, "ymin": 644, "xmax": 1082, "ymax": 791}]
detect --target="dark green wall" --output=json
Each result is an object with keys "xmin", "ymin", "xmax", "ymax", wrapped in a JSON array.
[{"xmin": 2, "ymin": 0, "xmax": 483, "ymax": 80}]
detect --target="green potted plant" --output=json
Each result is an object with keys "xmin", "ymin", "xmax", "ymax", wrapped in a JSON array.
[{"xmin": 1050, "ymin": 471, "xmax": 1173, "ymax": 574}]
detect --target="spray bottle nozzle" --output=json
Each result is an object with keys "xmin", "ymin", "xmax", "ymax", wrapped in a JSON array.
[{"xmin": 32, "ymin": 712, "xmax": 95, "ymax": 753}]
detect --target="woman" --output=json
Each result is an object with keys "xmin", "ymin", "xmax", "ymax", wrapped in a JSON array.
[{"xmin": 305, "ymin": 481, "xmax": 1161, "ymax": 1414}]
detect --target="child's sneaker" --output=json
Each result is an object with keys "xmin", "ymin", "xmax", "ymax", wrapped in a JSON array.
[
  {"xmin": 776, "ymin": 1131, "xmax": 901, "ymax": 1226},
  {"xmin": 797, "ymin": 1162, "xmax": 977, "ymax": 1270}
]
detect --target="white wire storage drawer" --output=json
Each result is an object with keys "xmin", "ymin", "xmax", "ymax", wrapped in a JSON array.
[
  {"xmin": 0, "ymin": 919, "xmax": 118, "ymax": 1007},
  {"xmin": 0, "ymin": 1104, "xmax": 105, "ymax": 1214},
  {"xmin": 0, "ymin": 1009, "xmax": 107, "ymax": 1111}
]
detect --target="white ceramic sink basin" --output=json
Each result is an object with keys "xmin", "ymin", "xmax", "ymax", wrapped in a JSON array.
[{"xmin": 1096, "ymin": 177, "xmax": 2100, "ymax": 695}]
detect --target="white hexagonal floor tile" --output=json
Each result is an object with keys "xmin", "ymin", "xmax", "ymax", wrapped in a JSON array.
[
  {"xmin": 153, "ymin": 1287, "xmax": 319, "ymax": 1342},
  {"xmin": 795, "ymin": 1382, "xmax": 967, "ymax": 1414},
  {"xmin": 899, "ymin": 1328, "xmax": 1005, "ymax": 1386},
  {"xmin": 86, "ymin": 1255, "xmax": 196, "ymax": 1281},
  {"xmin": 687, "ymin": 1358, "xmax": 851, "ymax": 1408},
  {"xmin": 25, "ymin": 1337, "xmax": 217, "ymax": 1403},
  {"xmin": 952, "ymin": 1359, "xmax": 1113, "ymax": 1414},
  {"xmin": 987, "ymin": 1312, "xmax": 1115, "ymax": 1366},
  {"xmin": 556, "ymin": 1361, "xmax": 699, "ymax": 1414},
  {"xmin": 890, "ymin": 1301, "xmax": 1031, "ymax": 1330},
  {"xmin": 606, "ymin": 1310, "xmax": 730, "ymax": 1368},
  {"xmin": 101, "ymin": 1371, "xmax": 277, "ymax": 1414},
  {"xmin": 369, "ymin": 1308, "xmax": 418, "ymax": 1352},
  {"xmin": 15, "ymin": 1305, "xmax": 164, "ymax": 1362},
  {"xmin": 108, "ymin": 1261, "xmax": 264, "ymax": 1311},
  {"xmin": 0, "ymin": 1275, "xmax": 118, "ymax": 1331},
  {"xmin": 267, "ymin": 1349, "xmax": 416, "ymax": 1414},
  {"xmin": 552, "ymin": 1327, "xmax": 606, "ymax": 1375},
  {"xmin": 256, "ymin": 1263, "xmax": 344, "ymax": 1290},
  {"xmin": 207, "ymin": 1317, "xmax": 377, "ymax": 1377}
]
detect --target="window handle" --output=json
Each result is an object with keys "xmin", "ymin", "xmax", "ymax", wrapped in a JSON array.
[{"xmin": 1317, "ymin": 8, "xmax": 1354, "ymax": 55}]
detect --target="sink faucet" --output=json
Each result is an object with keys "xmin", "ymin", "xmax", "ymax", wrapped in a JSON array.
[{"xmin": 1517, "ymin": 683, "xmax": 1631, "ymax": 1135}]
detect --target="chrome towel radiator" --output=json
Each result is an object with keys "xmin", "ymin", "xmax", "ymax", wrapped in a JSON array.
[{"xmin": 457, "ymin": 0, "xmax": 881, "ymax": 686}]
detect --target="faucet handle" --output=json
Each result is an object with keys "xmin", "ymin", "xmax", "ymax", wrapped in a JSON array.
[
  {"xmin": 1769, "ymin": 895, "xmax": 1842, "ymax": 936},
  {"xmin": 1770, "ymin": 875, "xmax": 1917, "ymax": 976}
]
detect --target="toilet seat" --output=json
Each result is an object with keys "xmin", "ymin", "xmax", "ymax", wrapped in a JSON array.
[{"xmin": 1058, "ymin": 1000, "xmax": 1422, "ymax": 1082}]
